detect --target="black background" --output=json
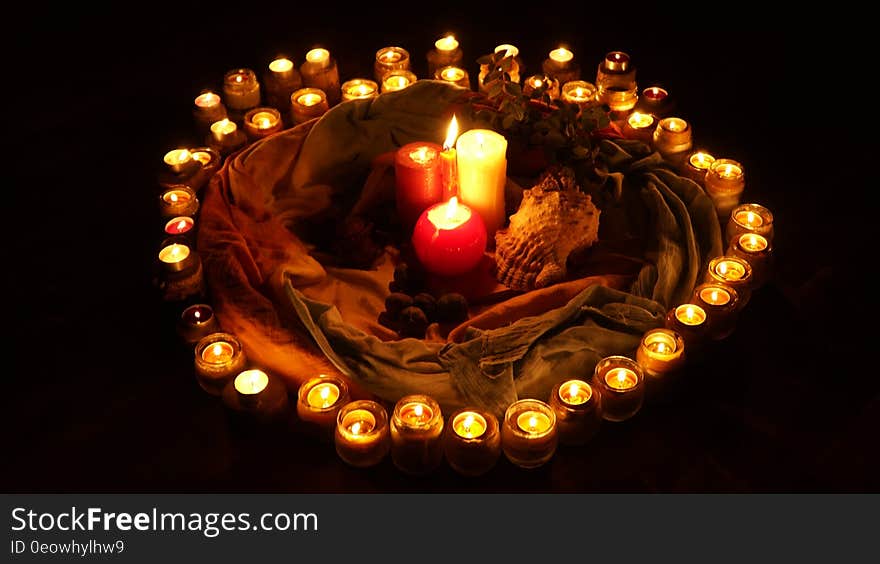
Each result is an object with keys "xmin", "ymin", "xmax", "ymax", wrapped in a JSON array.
[{"xmin": 7, "ymin": 8, "xmax": 869, "ymax": 492}]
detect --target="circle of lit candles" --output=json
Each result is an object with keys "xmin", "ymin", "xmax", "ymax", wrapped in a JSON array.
[
  {"xmin": 296, "ymin": 374, "xmax": 351, "ymax": 433},
  {"xmin": 158, "ymin": 185, "xmax": 199, "ymax": 219},
  {"xmin": 222, "ymin": 368, "xmax": 290, "ymax": 424},
  {"xmin": 726, "ymin": 203, "xmax": 774, "ymax": 244},
  {"xmin": 300, "ymin": 48, "xmax": 341, "ymax": 106},
  {"xmin": 622, "ymin": 111, "xmax": 656, "ymax": 144},
  {"xmin": 692, "ymin": 282, "xmax": 740, "ymax": 340},
  {"xmin": 681, "ymin": 150, "xmax": 716, "ymax": 185},
  {"xmin": 653, "ymin": 117, "xmax": 693, "ymax": 164},
  {"xmin": 523, "ymin": 74, "xmax": 559, "ymax": 99},
  {"xmin": 164, "ymin": 216, "xmax": 194, "ymax": 236},
  {"xmin": 706, "ymin": 256, "xmax": 754, "ymax": 305},
  {"xmin": 158, "ymin": 241, "xmax": 197, "ymax": 274},
  {"xmin": 501, "ymin": 399, "xmax": 557, "ymax": 469},
  {"xmin": 411, "ymin": 196, "xmax": 488, "ymax": 276},
  {"xmin": 561, "ymin": 80, "xmax": 598, "ymax": 108},
  {"xmin": 443, "ymin": 409, "xmax": 501, "ymax": 476},
  {"xmin": 665, "ymin": 303, "xmax": 709, "ymax": 350},
  {"xmin": 374, "ymin": 46, "xmax": 411, "ymax": 83},
  {"xmin": 289, "ymin": 87, "xmax": 329, "ymax": 124},
  {"xmin": 334, "ymin": 400, "xmax": 391, "ymax": 468},
  {"xmin": 222, "ymin": 68, "xmax": 261, "ymax": 112},
  {"xmin": 163, "ymin": 148, "xmax": 199, "ymax": 176},
  {"xmin": 381, "ymin": 69, "xmax": 417, "ymax": 93},
  {"xmin": 548, "ymin": 379, "xmax": 602, "ymax": 446},
  {"xmin": 341, "ymin": 79, "xmax": 379, "ymax": 102},
  {"xmin": 636, "ymin": 329, "xmax": 686, "ymax": 400},
  {"xmin": 726, "ymin": 233, "xmax": 773, "ymax": 288},
  {"xmin": 705, "ymin": 158, "xmax": 746, "ymax": 220},
  {"xmin": 176, "ymin": 303, "xmax": 220, "ymax": 344},
  {"xmin": 591, "ymin": 356, "xmax": 645, "ymax": 422},
  {"xmin": 193, "ymin": 332, "xmax": 247, "ymax": 395},
  {"xmin": 434, "ymin": 65, "xmax": 470, "ymax": 90},
  {"xmin": 192, "ymin": 91, "xmax": 227, "ymax": 132},
  {"xmin": 390, "ymin": 395, "xmax": 445, "ymax": 475},
  {"xmin": 243, "ymin": 107, "xmax": 283, "ymax": 140}
]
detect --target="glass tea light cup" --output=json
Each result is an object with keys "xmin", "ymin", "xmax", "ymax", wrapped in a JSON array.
[
  {"xmin": 222, "ymin": 368, "xmax": 290, "ymax": 425},
  {"xmin": 156, "ymin": 239, "xmax": 204, "ymax": 302},
  {"xmin": 176, "ymin": 303, "xmax": 219, "ymax": 344},
  {"xmin": 705, "ymin": 158, "xmax": 746, "ymax": 220},
  {"xmin": 164, "ymin": 215, "xmax": 195, "ymax": 237},
  {"xmin": 335, "ymin": 400, "xmax": 391, "ymax": 468},
  {"xmin": 636, "ymin": 86, "xmax": 672, "ymax": 117},
  {"xmin": 691, "ymin": 282, "xmax": 741, "ymax": 340},
  {"xmin": 208, "ymin": 119, "xmax": 247, "ymax": 155},
  {"xmin": 184, "ymin": 147, "xmax": 221, "ymax": 192},
  {"xmin": 374, "ymin": 46, "xmax": 411, "ymax": 83},
  {"xmin": 290, "ymin": 88, "xmax": 329, "ymax": 124},
  {"xmin": 542, "ymin": 46, "xmax": 581, "ymax": 86},
  {"xmin": 263, "ymin": 56, "xmax": 303, "ymax": 118},
  {"xmin": 501, "ymin": 399, "xmax": 558, "ymax": 469},
  {"xmin": 636, "ymin": 329, "xmax": 686, "ymax": 401},
  {"xmin": 223, "ymin": 68, "xmax": 261, "ymax": 118},
  {"xmin": 243, "ymin": 107, "xmax": 283, "ymax": 140},
  {"xmin": 390, "ymin": 394, "xmax": 444, "ymax": 475},
  {"xmin": 591, "ymin": 356, "xmax": 645, "ymax": 422},
  {"xmin": 548, "ymin": 379, "xmax": 602, "ymax": 446},
  {"xmin": 653, "ymin": 117, "xmax": 693, "ymax": 166},
  {"xmin": 193, "ymin": 332, "xmax": 247, "ymax": 395},
  {"xmin": 193, "ymin": 91, "xmax": 227, "ymax": 133},
  {"xmin": 300, "ymin": 48, "xmax": 341, "ymax": 106},
  {"xmin": 622, "ymin": 111, "xmax": 655, "ymax": 144},
  {"xmin": 726, "ymin": 203, "xmax": 774, "ymax": 244},
  {"xmin": 163, "ymin": 148, "xmax": 200, "ymax": 177},
  {"xmin": 706, "ymin": 256, "xmax": 754, "ymax": 307},
  {"xmin": 665, "ymin": 303, "xmax": 710, "ymax": 352},
  {"xmin": 381, "ymin": 69, "xmax": 417, "ymax": 93},
  {"xmin": 427, "ymin": 34, "xmax": 463, "ymax": 77},
  {"xmin": 561, "ymin": 80, "xmax": 598, "ymax": 110},
  {"xmin": 296, "ymin": 374, "xmax": 351, "ymax": 434},
  {"xmin": 158, "ymin": 185, "xmax": 199, "ymax": 219},
  {"xmin": 726, "ymin": 233, "xmax": 773, "ymax": 288},
  {"xmin": 341, "ymin": 79, "xmax": 379, "ymax": 102},
  {"xmin": 435, "ymin": 65, "xmax": 470, "ymax": 90},
  {"xmin": 443, "ymin": 408, "xmax": 501, "ymax": 476},
  {"xmin": 681, "ymin": 150, "xmax": 715, "ymax": 185}
]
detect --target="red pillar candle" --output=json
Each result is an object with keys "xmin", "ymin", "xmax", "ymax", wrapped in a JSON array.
[
  {"xmin": 395, "ymin": 141, "xmax": 444, "ymax": 229},
  {"xmin": 411, "ymin": 196, "xmax": 487, "ymax": 276}
]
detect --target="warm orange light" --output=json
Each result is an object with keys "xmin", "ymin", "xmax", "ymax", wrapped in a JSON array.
[
  {"xmin": 435, "ymin": 34, "xmax": 459, "ymax": 52},
  {"xmin": 444, "ymin": 115, "xmax": 459, "ymax": 150},
  {"xmin": 306, "ymin": 48, "xmax": 330, "ymax": 64},
  {"xmin": 549, "ymin": 47, "xmax": 574, "ymax": 63},
  {"xmin": 269, "ymin": 57, "xmax": 294, "ymax": 73}
]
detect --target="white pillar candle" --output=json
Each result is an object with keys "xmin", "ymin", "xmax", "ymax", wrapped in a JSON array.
[{"xmin": 455, "ymin": 129, "xmax": 508, "ymax": 235}]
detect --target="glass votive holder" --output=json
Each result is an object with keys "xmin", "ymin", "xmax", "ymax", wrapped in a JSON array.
[
  {"xmin": 591, "ymin": 356, "xmax": 645, "ymax": 422},
  {"xmin": 705, "ymin": 256, "xmax": 753, "ymax": 307},
  {"xmin": 335, "ymin": 400, "xmax": 391, "ymax": 468},
  {"xmin": 158, "ymin": 185, "xmax": 199, "ymax": 219},
  {"xmin": 163, "ymin": 148, "xmax": 200, "ymax": 177},
  {"xmin": 243, "ymin": 107, "xmax": 283, "ymax": 141},
  {"xmin": 542, "ymin": 47, "xmax": 581, "ymax": 86},
  {"xmin": 501, "ymin": 399, "xmax": 558, "ymax": 469},
  {"xmin": 636, "ymin": 86, "xmax": 672, "ymax": 117},
  {"xmin": 290, "ymin": 88, "xmax": 329, "ymax": 124},
  {"xmin": 296, "ymin": 374, "xmax": 351, "ymax": 435},
  {"xmin": 596, "ymin": 51, "xmax": 636, "ymax": 92},
  {"xmin": 726, "ymin": 233, "xmax": 773, "ymax": 288},
  {"xmin": 691, "ymin": 282, "xmax": 740, "ymax": 340},
  {"xmin": 561, "ymin": 80, "xmax": 598, "ymax": 109},
  {"xmin": 435, "ymin": 65, "xmax": 470, "ymax": 90},
  {"xmin": 427, "ymin": 35, "xmax": 463, "ymax": 77},
  {"xmin": 636, "ymin": 329, "xmax": 685, "ymax": 401},
  {"xmin": 374, "ymin": 46, "xmax": 410, "ymax": 82},
  {"xmin": 548, "ymin": 379, "xmax": 601, "ymax": 446},
  {"xmin": 156, "ymin": 240, "xmax": 204, "ymax": 302},
  {"xmin": 300, "ymin": 48, "xmax": 341, "ymax": 106},
  {"xmin": 622, "ymin": 111, "xmax": 655, "ymax": 144},
  {"xmin": 522, "ymin": 74, "xmax": 560, "ymax": 100},
  {"xmin": 381, "ymin": 69, "xmax": 417, "ymax": 93},
  {"xmin": 263, "ymin": 57, "xmax": 303, "ymax": 119},
  {"xmin": 341, "ymin": 79, "xmax": 379, "ymax": 102},
  {"xmin": 193, "ymin": 91, "xmax": 227, "ymax": 134},
  {"xmin": 390, "ymin": 394, "xmax": 444, "ymax": 475},
  {"xmin": 726, "ymin": 203, "xmax": 774, "ymax": 244},
  {"xmin": 705, "ymin": 158, "xmax": 746, "ymax": 220},
  {"xmin": 177, "ymin": 303, "xmax": 219, "ymax": 344},
  {"xmin": 207, "ymin": 119, "xmax": 247, "ymax": 156},
  {"xmin": 223, "ymin": 68, "xmax": 261, "ymax": 118},
  {"xmin": 443, "ymin": 408, "xmax": 501, "ymax": 476},
  {"xmin": 193, "ymin": 332, "xmax": 247, "ymax": 395},
  {"xmin": 664, "ymin": 303, "xmax": 709, "ymax": 352},
  {"xmin": 163, "ymin": 216, "xmax": 195, "ymax": 239},
  {"xmin": 222, "ymin": 368, "xmax": 290, "ymax": 426},
  {"xmin": 653, "ymin": 117, "xmax": 693, "ymax": 166},
  {"xmin": 186, "ymin": 147, "xmax": 221, "ymax": 192},
  {"xmin": 681, "ymin": 150, "xmax": 715, "ymax": 185}
]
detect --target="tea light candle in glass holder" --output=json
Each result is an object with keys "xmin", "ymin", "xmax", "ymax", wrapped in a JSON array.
[
  {"xmin": 443, "ymin": 409, "xmax": 501, "ymax": 476},
  {"xmin": 726, "ymin": 233, "xmax": 773, "ymax": 288},
  {"xmin": 596, "ymin": 50, "xmax": 638, "ymax": 116},
  {"xmin": 522, "ymin": 74, "xmax": 560, "ymax": 100},
  {"xmin": 381, "ymin": 69, "xmax": 417, "ymax": 93},
  {"xmin": 222, "ymin": 368, "xmax": 290, "ymax": 425},
  {"xmin": 681, "ymin": 150, "xmax": 715, "ymax": 185},
  {"xmin": 295, "ymin": 374, "xmax": 351, "ymax": 434},
  {"xmin": 300, "ymin": 48, "xmax": 341, "ymax": 106},
  {"xmin": 622, "ymin": 111, "xmax": 655, "ymax": 144},
  {"xmin": 222, "ymin": 68, "xmax": 261, "ymax": 121},
  {"xmin": 548, "ymin": 379, "xmax": 601, "ymax": 446},
  {"xmin": 636, "ymin": 329, "xmax": 685, "ymax": 400},
  {"xmin": 479, "ymin": 44, "xmax": 522, "ymax": 91},
  {"xmin": 561, "ymin": 80, "xmax": 598, "ymax": 110},
  {"xmin": 501, "ymin": 399, "xmax": 557, "ymax": 469},
  {"xmin": 177, "ymin": 303, "xmax": 220, "ymax": 344},
  {"xmin": 427, "ymin": 34, "xmax": 463, "ymax": 77},
  {"xmin": 193, "ymin": 91, "xmax": 227, "ymax": 133},
  {"xmin": 692, "ymin": 282, "xmax": 740, "ymax": 340},
  {"xmin": 158, "ymin": 185, "xmax": 199, "ymax": 220},
  {"xmin": 653, "ymin": 117, "xmax": 693, "ymax": 166},
  {"xmin": 705, "ymin": 158, "xmax": 746, "ymax": 220},
  {"xmin": 208, "ymin": 119, "xmax": 246, "ymax": 155},
  {"xmin": 341, "ymin": 79, "xmax": 378, "ymax": 102},
  {"xmin": 726, "ymin": 203, "xmax": 774, "ymax": 244},
  {"xmin": 665, "ymin": 303, "xmax": 709, "ymax": 351},
  {"xmin": 263, "ymin": 57, "xmax": 303, "ymax": 119},
  {"xmin": 435, "ymin": 65, "xmax": 470, "ymax": 90},
  {"xmin": 185, "ymin": 147, "xmax": 222, "ymax": 192},
  {"xmin": 163, "ymin": 148, "xmax": 199, "ymax": 177},
  {"xmin": 290, "ymin": 88, "xmax": 329, "ymax": 124},
  {"xmin": 164, "ymin": 216, "xmax": 195, "ymax": 237},
  {"xmin": 636, "ymin": 86, "xmax": 672, "ymax": 117},
  {"xmin": 193, "ymin": 332, "xmax": 247, "ymax": 395},
  {"xmin": 374, "ymin": 46, "xmax": 411, "ymax": 83},
  {"xmin": 591, "ymin": 356, "xmax": 645, "ymax": 422},
  {"xmin": 542, "ymin": 47, "xmax": 580, "ymax": 86},
  {"xmin": 390, "ymin": 395, "xmax": 444, "ymax": 475},
  {"xmin": 706, "ymin": 256, "xmax": 753, "ymax": 307},
  {"xmin": 243, "ymin": 107, "xmax": 283, "ymax": 141},
  {"xmin": 335, "ymin": 400, "xmax": 391, "ymax": 468}
]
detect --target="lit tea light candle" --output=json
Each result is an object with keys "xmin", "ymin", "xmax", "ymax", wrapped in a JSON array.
[
  {"xmin": 181, "ymin": 146, "xmax": 221, "ymax": 192},
  {"xmin": 665, "ymin": 303, "xmax": 709, "ymax": 350},
  {"xmin": 411, "ymin": 196, "xmax": 488, "ymax": 277},
  {"xmin": 436, "ymin": 34, "xmax": 459, "ymax": 52},
  {"xmin": 222, "ymin": 368, "xmax": 289, "ymax": 424},
  {"xmin": 653, "ymin": 117, "xmax": 693, "ymax": 165},
  {"xmin": 300, "ymin": 48, "xmax": 341, "ymax": 106},
  {"xmin": 235, "ymin": 369, "xmax": 268, "ymax": 398},
  {"xmin": 726, "ymin": 203, "xmax": 774, "ymax": 244},
  {"xmin": 176, "ymin": 303, "xmax": 220, "ymax": 344},
  {"xmin": 335, "ymin": 400, "xmax": 391, "ymax": 468},
  {"xmin": 636, "ymin": 86, "xmax": 671, "ymax": 116},
  {"xmin": 243, "ymin": 107, "xmax": 283, "ymax": 140},
  {"xmin": 164, "ymin": 216, "xmax": 194, "ymax": 236},
  {"xmin": 560, "ymin": 80, "xmax": 598, "ymax": 109},
  {"xmin": 705, "ymin": 158, "xmax": 746, "ymax": 219},
  {"xmin": 622, "ymin": 111, "xmax": 655, "ymax": 144},
  {"xmin": 549, "ymin": 379, "xmax": 601, "ymax": 446},
  {"xmin": 163, "ymin": 148, "xmax": 199, "ymax": 176},
  {"xmin": 268, "ymin": 57, "xmax": 295, "ymax": 78},
  {"xmin": 549, "ymin": 47, "xmax": 574, "ymax": 64},
  {"xmin": 501, "ymin": 399, "xmax": 558, "ymax": 469},
  {"xmin": 390, "ymin": 395, "xmax": 444, "ymax": 475},
  {"xmin": 192, "ymin": 91, "xmax": 227, "ymax": 132},
  {"xmin": 222, "ymin": 68, "xmax": 261, "ymax": 113},
  {"xmin": 591, "ymin": 356, "xmax": 644, "ymax": 422},
  {"xmin": 208, "ymin": 119, "xmax": 246, "ymax": 155},
  {"xmin": 523, "ymin": 74, "xmax": 560, "ymax": 99},
  {"xmin": 263, "ymin": 57, "xmax": 303, "ymax": 122},
  {"xmin": 443, "ymin": 409, "xmax": 501, "ymax": 476},
  {"xmin": 727, "ymin": 233, "xmax": 773, "ymax": 288},
  {"xmin": 636, "ymin": 329, "xmax": 686, "ymax": 399},
  {"xmin": 435, "ymin": 65, "xmax": 470, "ymax": 89},
  {"xmin": 596, "ymin": 50, "xmax": 638, "ymax": 115},
  {"xmin": 394, "ymin": 141, "xmax": 444, "ymax": 229},
  {"xmin": 158, "ymin": 242, "xmax": 196, "ymax": 273},
  {"xmin": 692, "ymin": 282, "xmax": 740, "ymax": 340},
  {"xmin": 289, "ymin": 87, "xmax": 329, "ymax": 124},
  {"xmin": 707, "ymin": 256, "xmax": 754, "ymax": 307},
  {"xmin": 296, "ymin": 374, "xmax": 351, "ymax": 433},
  {"xmin": 456, "ymin": 128, "xmax": 508, "ymax": 235},
  {"xmin": 158, "ymin": 186, "xmax": 199, "ymax": 219},
  {"xmin": 193, "ymin": 332, "xmax": 247, "ymax": 395},
  {"xmin": 341, "ymin": 79, "xmax": 378, "ymax": 102},
  {"xmin": 381, "ymin": 69, "xmax": 417, "ymax": 93},
  {"xmin": 542, "ymin": 46, "xmax": 580, "ymax": 85},
  {"xmin": 427, "ymin": 34, "xmax": 464, "ymax": 76},
  {"xmin": 374, "ymin": 46, "xmax": 411, "ymax": 82},
  {"xmin": 681, "ymin": 150, "xmax": 716, "ymax": 185}
]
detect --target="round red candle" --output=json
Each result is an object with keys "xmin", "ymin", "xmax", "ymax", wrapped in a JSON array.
[
  {"xmin": 164, "ymin": 216, "xmax": 194, "ymax": 235},
  {"xmin": 411, "ymin": 197, "xmax": 487, "ymax": 276},
  {"xmin": 395, "ymin": 141, "xmax": 444, "ymax": 229}
]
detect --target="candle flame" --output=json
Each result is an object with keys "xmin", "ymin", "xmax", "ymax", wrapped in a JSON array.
[
  {"xmin": 528, "ymin": 415, "xmax": 538, "ymax": 431},
  {"xmin": 177, "ymin": 219, "xmax": 187, "ymax": 231},
  {"xmin": 320, "ymin": 386, "xmax": 330, "ymax": 400},
  {"xmin": 656, "ymin": 342, "xmax": 667, "ymax": 353},
  {"xmin": 463, "ymin": 414, "xmax": 474, "ymax": 433},
  {"xmin": 212, "ymin": 343, "xmax": 223, "ymax": 357},
  {"xmin": 747, "ymin": 235, "xmax": 758, "ymax": 247},
  {"xmin": 193, "ymin": 310, "xmax": 201, "ymax": 320},
  {"xmin": 617, "ymin": 371, "xmax": 627, "ymax": 385},
  {"xmin": 747, "ymin": 211, "xmax": 756, "ymax": 225},
  {"xmin": 719, "ymin": 262, "xmax": 728, "ymax": 275},
  {"xmin": 436, "ymin": 34, "xmax": 458, "ymax": 51},
  {"xmin": 445, "ymin": 196, "xmax": 459, "ymax": 220},
  {"xmin": 414, "ymin": 404, "xmax": 423, "ymax": 417},
  {"xmin": 444, "ymin": 115, "xmax": 459, "ymax": 150},
  {"xmin": 169, "ymin": 192, "xmax": 178, "ymax": 203},
  {"xmin": 475, "ymin": 132, "xmax": 485, "ymax": 157},
  {"xmin": 351, "ymin": 421, "xmax": 362, "ymax": 435},
  {"xmin": 568, "ymin": 383, "xmax": 580, "ymax": 399},
  {"xmin": 711, "ymin": 290, "xmax": 719, "ymax": 302},
  {"xmin": 549, "ymin": 47, "xmax": 573, "ymax": 63},
  {"xmin": 685, "ymin": 306, "xmax": 696, "ymax": 321},
  {"xmin": 235, "ymin": 74, "xmax": 243, "ymax": 83}
]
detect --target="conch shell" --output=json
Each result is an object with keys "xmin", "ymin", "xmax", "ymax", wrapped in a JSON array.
[{"xmin": 494, "ymin": 167, "xmax": 599, "ymax": 290}]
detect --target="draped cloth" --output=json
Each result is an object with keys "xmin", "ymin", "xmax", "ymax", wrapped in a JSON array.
[{"xmin": 197, "ymin": 81, "xmax": 722, "ymax": 418}]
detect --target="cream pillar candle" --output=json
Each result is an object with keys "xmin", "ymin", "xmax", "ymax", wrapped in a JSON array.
[{"xmin": 455, "ymin": 129, "xmax": 508, "ymax": 235}]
